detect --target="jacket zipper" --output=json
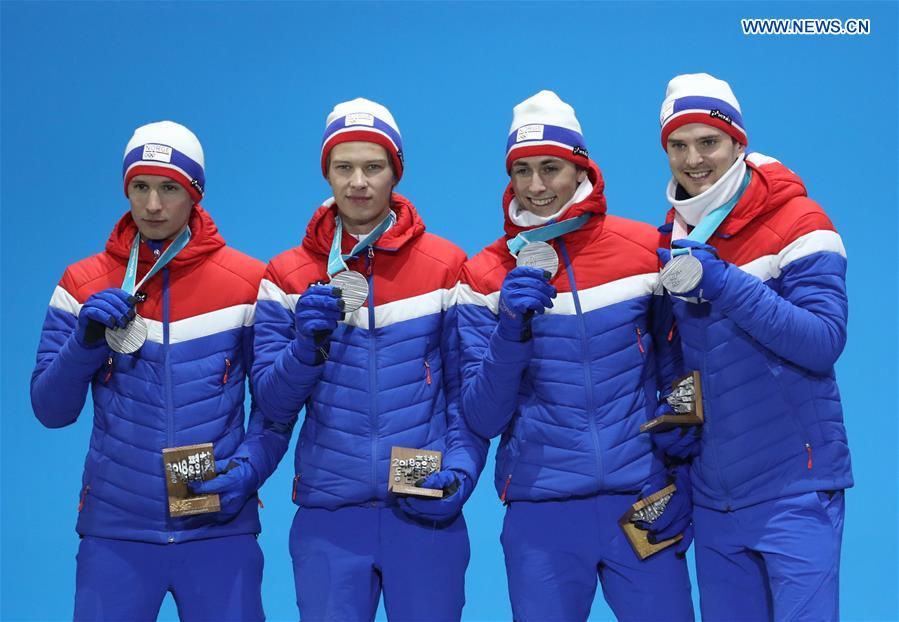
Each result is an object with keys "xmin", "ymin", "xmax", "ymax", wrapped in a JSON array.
[
  {"xmin": 367, "ymin": 248, "xmax": 379, "ymax": 499},
  {"xmin": 103, "ymin": 355, "xmax": 114, "ymax": 383},
  {"xmin": 635, "ymin": 326, "xmax": 645, "ymax": 355},
  {"xmin": 222, "ymin": 358, "xmax": 231, "ymax": 384},
  {"xmin": 292, "ymin": 474, "xmax": 301, "ymax": 501},
  {"xmin": 500, "ymin": 474, "xmax": 512, "ymax": 503},
  {"xmin": 805, "ymin": 443, "xmax": 813, "ymax": 469},
  {"xmin": 162, "ymin": 268, "xmax": 176, "ymax": 542},
  {"xmin": 558, "ymin": 240, "xmax": 604, "ymax": 483},
  {"xmin": 424, "ymin": 358, "xmax": 432, "ymax": 385},
  {"xmin": 78, "ymin": 484, "xmax": 91, "ymax": 512}
]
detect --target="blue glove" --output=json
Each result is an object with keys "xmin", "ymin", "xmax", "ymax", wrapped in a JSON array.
[
  {"xmin": 291, "ymin": 284, "xmax": 345, "ymax": 365},
  {"xmin": 398, "ymin": 469, "xmax": 472, "ymax": 524},
  {"xmin": 497, "ymin": 266, "xmax": 557, "ymax": 342},
  {"xmin": 648, "ymin": 401, "xmax": 701, "ymax": 461},
  {"xmin": 658, "ymin": 239, "xmax": 732, "ymax": 301},
  {"xmin": 189, "ymin": 458, "xmax": 260, "ymax": 522},
  {"xmin": 635, "ymin": 466, "xmax": 693, "ymax": 556},
  {"xmin": 75, "ymin": 288, "xmax": 136, "ymax": 347}
]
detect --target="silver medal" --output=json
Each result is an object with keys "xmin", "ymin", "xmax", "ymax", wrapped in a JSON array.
[
  {"xmin": 330, "ymin": 270, "xmax": 369, "ymax": 312},
  {"xmin": 659, "ymin": 253, "xmax": 703, "ymax": 294},
  {"xmin": 516, "ymin": 241, "xmax": 560, "ymax": 278},
  {"xmin": 105, "ymin": 314, "xmax": 148, "ymax": 354}
]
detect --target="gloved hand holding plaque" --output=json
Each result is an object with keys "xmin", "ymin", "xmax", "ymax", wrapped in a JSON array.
[
  {"xmin": 640, "ymin": 371, "xmax": 704, "ymax": 433},
  {"xmin": 162, "ymin": 443, "xmax": 221, "ymax": 517},
  {"xmin": 388, "ymin": 446, "xmax": 443, "ymax": 498}
]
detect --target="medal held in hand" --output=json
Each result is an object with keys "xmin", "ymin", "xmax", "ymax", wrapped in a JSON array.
[
  {"xmin": 106, "ymin": 227, "xmax": 191, "ymax": 354},
  {"xmin": 105, "ymin": 314, "xmax": 149, "ymax": 354},
  {"xmin": 329, "ymin": 270, "xmax": 369, "ymax": 313},
  {"xmin": 162, "ymin": 443, "xmax": 221, "ymax": 517},
  {"xmin": 659, "ymin": 252, "xmax": 703, "ymax": 295},
  {"xmin": 388, "ymin": 446, "xmax": 443, "ymax": 499},
  {"xmin": 325, "ymin": 211, "xmax": 396, "ymax": 315},
  {"xmin": 619, "ymin": 483, "xmax": 683, "ymax": 560},
  {"xmin": 516, "ymin": 241, "xmax": 560, "ymax": 278},
  {"xmin": 641, "ymin": 371, "xmax": 704, "ymax": 433}
]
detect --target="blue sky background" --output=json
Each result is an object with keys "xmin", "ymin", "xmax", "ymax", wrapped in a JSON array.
[{"xmin": 2, "ymin": 2, "xmax": 896, "ymax": 620}]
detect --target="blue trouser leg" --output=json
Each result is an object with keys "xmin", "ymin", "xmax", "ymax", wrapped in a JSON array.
[
  {"xmin": 74, "ymin": 537, "xmax": 168, "ymax": 622},
  {"xmin": 380, "ymin": 506, "xmax": 469, "ymax": 622},
  {"xmin": 171, "ymin": 534, "xmax": 265, "ymax": 622},
  {"xmin": 502, "ymin": 494, "xmax": 694, "ymax": 622},
  {"xmin": 290, "ymin": 505, "xmax": 469, "ymax": 622},
  {"xmin": 696, "ymin": 491, "xmax": 845, "ymax": 622},
  {"xmin": 74, "ymin": 534, "xmax": 264, "ymax": 622}
]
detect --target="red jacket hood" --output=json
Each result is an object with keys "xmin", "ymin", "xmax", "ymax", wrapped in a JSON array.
[
  {"xmin": 301, "ymin": 192, "xmax": 426, "ymax": 256},
  {"xmin": 664, "ymin": 155, "xmax": 809, "ymax": 236},
  {"xmin": 105, "ymin": 205, "xmax": 226, "ymax": 269},
  {"xmin": 502, "ymin": 160, "xmax": 608, "ymax": 239}
]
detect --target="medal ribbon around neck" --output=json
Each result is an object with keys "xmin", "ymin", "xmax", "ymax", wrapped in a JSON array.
[
  {"xmin": 506, "ymin": 214, "xmax": 591, "ymax": 257},
  {"xmin": 671, "ymin": 170, "xmax": 751, "ymax": 256},
  {"xmin": 327, "ymin": 211, "xmax": 396, "ymax": 277},
  {"xmin": 122, "ymin": 226, "xmax": 192, "ymax": 294}
]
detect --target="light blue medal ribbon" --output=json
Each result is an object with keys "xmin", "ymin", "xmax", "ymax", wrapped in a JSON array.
[
  {"xmin": 506, "ymin": 213, "xmax": 591, "ymax": 256},
  {"xmin": 671, "ymin": 170, "xmax": 751, "ymax": 256},
  {"xmin": 122, "ymin": 226, "xmax": 192, "ymax": 293},
  {"xmin": 327, "ymin": 211, "xmax": 396, "ymax": 277}
]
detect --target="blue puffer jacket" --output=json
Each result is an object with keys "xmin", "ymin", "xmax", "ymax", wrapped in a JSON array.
[
  {"xmin": 31, "ymin": 207, "xmax": 291, "ymax": 544},
  {"xmin": 457, "ymin": 162, "xmax": 679, "ymax": 502},
  {"xmin": 660, "ymin": 153, "xmax": 853, "ymax": 511},
  {"xmin": 252, "ymin": 195, "xmax": 488, "ymax": 510}
]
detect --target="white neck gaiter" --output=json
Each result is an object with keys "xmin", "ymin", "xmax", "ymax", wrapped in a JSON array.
[
  {"xmin": 509, "ymin": 179, "xmax": 594, "ymax": 228},
  {"xmin": 667, "ymin": 155, "xmax": 746, "ymax": 234}
]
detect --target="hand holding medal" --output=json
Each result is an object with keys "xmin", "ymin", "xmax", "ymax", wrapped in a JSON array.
[{"xmin": 105, "ymin": 227, "xmax": 191, "ymax": 354}]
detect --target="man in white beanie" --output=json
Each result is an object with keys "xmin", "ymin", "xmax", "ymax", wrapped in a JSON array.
[
  {"xmin": 455, "ymin": 90, "xmax": 695, "ymax": 621},
  {"xmin": 252, "ymin": 98, "xmax": 488, "ymax": 620},
  {"xmin": 30, "ymin": 121, "xmax": 290, "ymax": 621},
  {"xmin": 654, "ymin": 73, "xmax": 852, "ymax": 621}
]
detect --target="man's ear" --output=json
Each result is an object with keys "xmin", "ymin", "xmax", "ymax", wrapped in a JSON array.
[{"xmin": 577, "ymin": 168, "xmax": 588, "ymax": 183}]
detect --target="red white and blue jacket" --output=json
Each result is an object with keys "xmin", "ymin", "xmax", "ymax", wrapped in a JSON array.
[
  {"xmin": 457, "ymin": 163, "xmax": 679, "ymax": 502},
  {"xmin": 661, "ymin": 153, "xmax": 853, "ymax": 510},
  {"xmin": 31, "ymin": 206, "xmax": 290, "ymax": 543},
  {"xmin": 252, "ymin": 194, "xmax": 488, "ymax": 510}
]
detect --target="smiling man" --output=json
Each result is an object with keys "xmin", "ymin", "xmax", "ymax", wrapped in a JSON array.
[
  {"xmin": 30, "ymin": 121, "xmax": 290, "ymax": 621},
  {"xmin": 655, "ymin": 73, "xmax": 853, "ymax": 621},
  {"xmin": 456, "ymin": 91, "xmax": 695, "ymax": 621},
  {"xmin": 252, "ymin": 98, "xmax": 487, "ymax": 621}
]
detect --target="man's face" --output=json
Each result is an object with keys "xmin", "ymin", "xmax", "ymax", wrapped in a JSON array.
[
  {"xmin": 127, "ymin": 174, "xmax": 193, "ymax": 240},
  {"xmin": 510, "ymin": 156, "xmax": 587, "ymax": 217},
  {"xmin": 327, "ymin": 142, "xmax": 396, "ymax": 234},
  {"xmin": 666, "ymin": 123, "xmax": 745, "ymax": 197}
]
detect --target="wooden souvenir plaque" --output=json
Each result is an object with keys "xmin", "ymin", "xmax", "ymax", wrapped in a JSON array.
[
  {"xmin": 619, "ymin": 484, "xmax": 683, "ymax": 560},
  {"xmin": 640, "ymin": 371, "xmax": 704, "ymax": 433},
  {"xmin": 388, "ymin": 447, "xmax": 443, "ymax": 499},
  {"xmin": 162, "ymin": 443, "xmax": 221, "ymax": 517}
]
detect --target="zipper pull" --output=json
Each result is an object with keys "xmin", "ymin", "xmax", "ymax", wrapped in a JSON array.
[
  {"xmin": 257, "ymin": 497, "xmax": 265, "ymax": 509},
  {"xmin": 667, "ymin": 320, "xmax": 676, "ymax": 342},
  {"xmin": 222, "ymin": 358, "xmax": 231, "ymax": 384},
  {"xmin": 78, "ymin": 485, "xmax": 91, "ymax": 512},
  {"xmin": 635, "ymin": 326, "xmax": 645, "ymax": 354},
  {"xmin": 153, "ymin": 247, "xmax": 161, "ymax": 258},
  {"xmin": 292, "ymin": 474, "xmax": 301, "ymax": 501},
  {"xmin": 805, "ymin": 443, "xmax": 813, "ymax": 469},
  {"xmin": 103, "ymin": 356, "xmax": 114, "ymax": 383},
  {"xmin": 500, "ymin": 474, "xmax": 512, "ymax": 503},
  {"xmin": 424, "ymin": 359, "xmax": 432, "ymax": 385},
  {"xmin": 366, "ymin": 246, "xmax": 374, "ymax": 276}
]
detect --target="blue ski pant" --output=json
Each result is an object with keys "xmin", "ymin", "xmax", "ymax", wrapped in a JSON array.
[
  {"xmin": 501, "ymin": 493, "xmax": 695, "ymax": 622},
  {"xmin": 694, "ymin": 491, "xmax": 845, "ymax": 622},
  {"xmin": 73, "ymin": 534, "xmax": 264, "ymax": 621},
  {"xmin": 289, "ymin": 504, "xmax": 470, "ymax": 621}
]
